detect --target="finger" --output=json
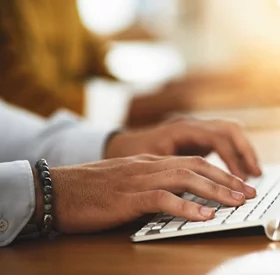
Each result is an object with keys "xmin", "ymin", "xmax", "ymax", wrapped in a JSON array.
[
  {"xmin": 212, "ymin": 136, "xmax": 248, "ymax": 180},
  {"xmin": 185, "ymin": 158, "xmax": 256, "ymax": 199},
  {"xmin": 139, "ymin": 168, "xmax": 247, "ymax": 206},
  {"xmin": 227, "ymin": 124, "xmax": 262, "ymax": 176},
  {"xmin": 134, "ymin": 190, "xmax": 215, "ymax": 221},
  {"xmin": 135, "ymin": 156, "xmax": 256, "ymax": 198}
]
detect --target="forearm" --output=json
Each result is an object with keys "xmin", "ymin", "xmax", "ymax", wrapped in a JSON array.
[{"xmin": 126, "ymin": 92, "xmax": 181, "ymax": 128}]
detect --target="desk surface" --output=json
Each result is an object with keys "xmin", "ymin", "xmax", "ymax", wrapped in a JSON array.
[{"xmin": 1, "ymin": 129, "xmax": 280, "ymax": 275}]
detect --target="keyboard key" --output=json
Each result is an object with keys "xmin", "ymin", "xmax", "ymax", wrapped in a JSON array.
[
  {"xmin": 256, "ymin": 174, "xmax": 279, "ymax": 196},
  {"xmin": 152, "ymin": 223, "xmax": 166, "ymax": 230},
  {"xmin": 205, "ymin": 200, "xmax": 220, "ymax": 209},
  {"xmin": 193, "ymin": 197, "xmax": 208, "ymax": 205},
  {"xmin": 173, "ymin": 217, "xmax": 187, "ymax": 222},
  {"xmin": 181, "ymin": 193, "xmax": 196, "ymax": 201},
  {"xmin": 224, "ymin": 205, "xmax": 254, "ymax": 224},
  {"xmin": 225, "ymin": 215, "xmax": 246, "ymax": 224},
  {"xmin": 203, "ymin": 217, "xmax": 225, "ymax": 226},
  {"xmin": 234, "ymin": 204, "xmax": 255, "ymax": 215},
  {"xmin": 135, "ymin": 229, "xmax": 150, "ymax": 236},
  {"xmin": 142, "ymin": 224, "xmax": 154, "ymax": 230},
  {"xmin": 217, "ymin": 207, "xmax": 236, "ymax": 214},
  {"xmin": 160, "ymin": 221, "xmax": 185, "ymax": 233},
  {"xmin": 159, "ymin": 214, "xmax": 174, "ymax": 223},
  {"xmin": 248, "ymin": 176, "xmax": 262, "ymax": 188},
  {"xmin": 245, "ymin": 198, "xmax": 261, "ymax": 205},
  {"xmin": 247, "ymin": 183, "xmax": 280, "ymax": 221},
  {"xmin": 215, "ymin": 211, "xmax": 232, "ymax": 219},
  {"xmin": 181, "ymin": 221, "xmax": 205, "ymax": 230},
  {"xmin": 148, "ymin": 215, "xmax": 162, "ymax": 225}
]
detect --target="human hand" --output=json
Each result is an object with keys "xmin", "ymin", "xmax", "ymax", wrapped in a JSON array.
[
  {"xmin": 106, "ymin": 118, "xmax": 261, "ymax": 180},
  {"xmin": 126, "ymin": 70, "xmax": 246, "ymax": 128},
  {"xmin": 33, "ymin": 155, "xmax": 256, "ymax": 234}
]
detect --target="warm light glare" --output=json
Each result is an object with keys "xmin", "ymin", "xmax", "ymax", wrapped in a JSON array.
[
  {"xmin": 77, "ymin": 0, "xmax": 137, "ymax": 34},
  {"xmin": 106, "ymin": 42, "xmax": 185, "ymax": 84}
]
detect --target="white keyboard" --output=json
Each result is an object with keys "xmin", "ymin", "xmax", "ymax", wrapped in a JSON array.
[{"xmin": 131, "ymin": 164, "xmax": 280, "ymax": 242}]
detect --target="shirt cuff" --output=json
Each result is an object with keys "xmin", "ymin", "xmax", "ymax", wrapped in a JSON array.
[
  {"xmin": 27, "ymin": 110, "xmax": 118, "ymax": 167},
  {"xmin": 45, "ymin": 123, "xmax": 115, "ymax": 166},
  {"xmin": 0, "ymin": 161, "xmax": 35, "ymax": 247}
]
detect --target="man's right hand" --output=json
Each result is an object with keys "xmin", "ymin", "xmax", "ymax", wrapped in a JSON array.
[{"xmin": 33, "ymin": 155, "xmax": 256, "ymax": 234}]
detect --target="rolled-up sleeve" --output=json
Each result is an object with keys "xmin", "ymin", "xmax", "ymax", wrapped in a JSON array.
[{"xmin": 0, "ymin": 161, "xmax": 35, "ymax": 247}]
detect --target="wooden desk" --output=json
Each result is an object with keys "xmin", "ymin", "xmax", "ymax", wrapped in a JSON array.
[{"xmin": 1, "ymin": 129, "xmax": 280, "ymax": 275}]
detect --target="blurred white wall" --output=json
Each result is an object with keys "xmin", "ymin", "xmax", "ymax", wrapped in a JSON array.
[
  {"xmin": 77, "ymin": 0, "xmax": 280, "ymax": 71},
  {"xmin": 77, "ymin": 0, "xmax": 138, "ymax": 34},
  {"xmin": 77, "ymin": 0, "xmax": 184, "ymax": 84},
  {"xmin": 172, "ymin": 0, "xmax": 280, "ymax": 70},
  {"xmin": 77, "ymin": 0, "xmax": 184, "ymax": 127}
]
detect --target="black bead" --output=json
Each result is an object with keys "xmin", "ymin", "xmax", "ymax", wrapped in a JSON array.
[
  {"xmin": 35, "ymin": 159, "xmax": 53, "ymax": 237},
  {"xmin": 44, "ymin": 194, "xmax": 52, "ymax": 204},
  {"xmin": 44, "ymin": 214, "xmax": 53, "ymax": 225},
  {"xmin": 35, "ymin": 159, "xmax": 47, "ymax": 169},
  {"xmin": 39, "ymin": 164, "xmax": 49, "ymax": 173},
  {"xmin": 41, "ymin": 214, "xmax": 53, "ymax": 236},
  {"xmin": 44, "ymin": 204, "xmax": 52, "ymax": 214},
  {"xmin": 41, "ymin": 170, "xmax": 50, "ymax": 179},
  {"xmin": 43, "ymin": 185, "xmax": 52, "ymax": 195},
  {"xmin": 44, "ymin": 177, "xmax": 52, "ymax": 186}
]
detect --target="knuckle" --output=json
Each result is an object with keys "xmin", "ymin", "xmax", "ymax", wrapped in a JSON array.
[
  {"xmin": 151, "ymin": 190, "xmax": 169, "ymax": 204},
  {"xmin": 208, "ymin": 183, "xmax": 232, "ymax": 200},
  {"xmin": 124, "ymin": 159, "xmax": 150, "ymax": 174},
  {"xmin": 208, "ymin": 182, "xmax": 220, "ymax": 195},
  {"xmin": 229, "ymin": 176, "xmax": 244, "ymax": 190},
  {"xmin": 173, "ymin": 168, "xmax": 191, "ymax": 177},
  {"xmin": 178, "ymin": 200, "xmax": 189, "ymax": 214},
  {"xmin": 179, "ymin": 201, "xmax": 198, "ymax": 219}
]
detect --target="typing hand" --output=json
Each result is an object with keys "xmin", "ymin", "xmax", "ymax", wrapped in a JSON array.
[
  {"xmin": 105, "ymin": 118, "xmax": 262, "ymax": 180},
  {"xmin": 33, "ymin": 155, "xmax": 256, "ymax": 234}
]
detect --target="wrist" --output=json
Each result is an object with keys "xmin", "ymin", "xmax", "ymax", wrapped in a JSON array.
[{"xmin": 104, "ymin": 131, "xmax": 127, "ymax": 159}]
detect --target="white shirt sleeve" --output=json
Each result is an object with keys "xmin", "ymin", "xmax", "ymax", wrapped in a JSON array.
[
  {"xmin": 0, "ymin": 100, "xmax": 115, "ymax": 167},
  {"xmin": 0, "ymin": 161, "xmax": 35, "ymax": 247},
  {"xmin": 0, "ymin": 100, "xmax": 117, "ymax": 246}
]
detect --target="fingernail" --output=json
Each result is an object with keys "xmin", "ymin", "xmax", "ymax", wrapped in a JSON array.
[
  {"xmin": 231, "ymin": 191, "xmax": 245, "ymax": 200},
  {"xmin": 200, "ymin": 206, "xmax": 214, "ymax": 218},
  {"xmin": 244, "ymin": 184, "xmax": 256, "ymax": 195}
]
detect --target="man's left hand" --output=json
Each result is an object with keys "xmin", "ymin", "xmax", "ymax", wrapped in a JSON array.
[{"xmin": 105, "ymin": 118, "xmax": 262, "ymax": 180}]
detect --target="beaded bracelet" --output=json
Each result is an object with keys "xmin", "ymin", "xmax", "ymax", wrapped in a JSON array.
[{"xmin": 35, "ymin": 159, "xmax": 53, "ymax": 237}]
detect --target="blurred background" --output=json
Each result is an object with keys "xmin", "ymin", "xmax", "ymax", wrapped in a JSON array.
[
  {"xmin": 79, "ymin": 0, "xmax": 280, "ymax": 129},
  {"xmin": 3, "ymin": 0, "xmax": 280, "ymax": 129}
]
